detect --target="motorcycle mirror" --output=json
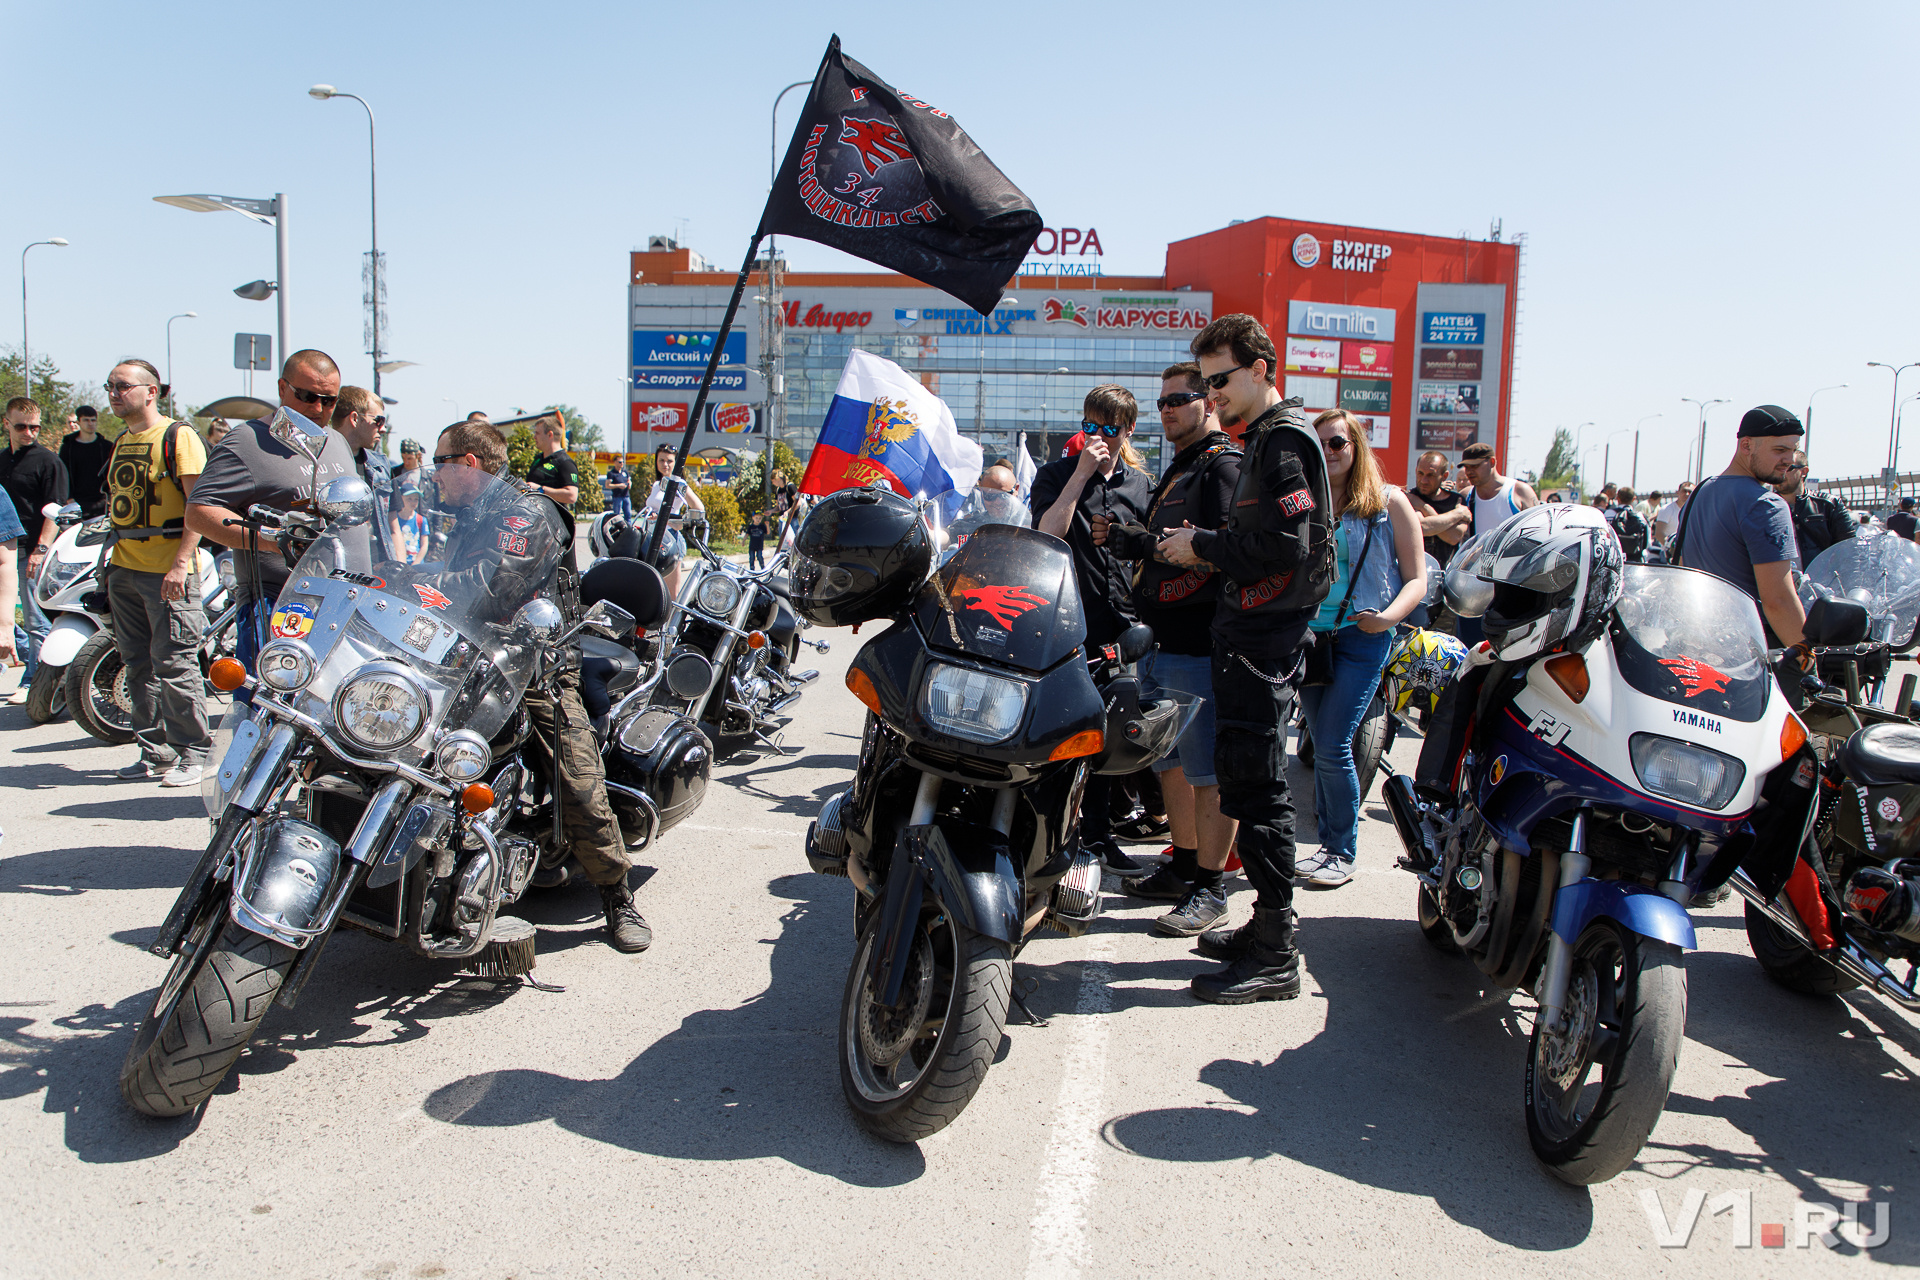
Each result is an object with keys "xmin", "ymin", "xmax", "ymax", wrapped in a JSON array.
[
  {"xmin": 314, "ymin": 477, "xmax": 377, "ymax": 526},
  {"xmin": 1117, "ymin": 623, "xmax": 1155, "ymax": 665},
  {"xmin": 583, "ymin": 598, "xmax": 637, "ymax": 639},
  {"xmin": 512, "ymin": 598, "xmax": 565, "ymax": 640},
  {"xmin": 266, "ymin": 404, "xmax": 329, "ymax": 466}
]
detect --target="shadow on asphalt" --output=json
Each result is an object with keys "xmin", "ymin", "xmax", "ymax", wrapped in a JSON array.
[
  {"xmin": 0, "ymin": 844, "xmax": 200, "ymax": 895},
  {"xmin": 1097, "ymin": 913, "xmax": 1598, "ymax": 1249},
  {"xmin": 421, "ymin": 871, "xmax": 926, "ymax": 1187}
]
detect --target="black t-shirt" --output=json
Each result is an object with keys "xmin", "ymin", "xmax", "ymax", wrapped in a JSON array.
[
  {"xmin": 526, "ymin": 450, "xmax": 580, "ymax": 502},
  {"xmin": 59, "ymin": 433, "xmax": 113, "ymax": 514},
  {"xmin": 605, "ymin": 467, "xmax": 630, "ymax": 495},
  {"xmin": 1889, "ymin": 510, "xmax": 1916, "ymax": 541},
  {"xmin": 1030, "ymin": 453, "xmax": 1155, "ymax": 646},
  {"xmin": 0, "ymin": 442, "xmax": 69, "ymax": 542},
  {"xmin": 1412, "ymin": 486, "xmax": 1462, "ymax": 568}
]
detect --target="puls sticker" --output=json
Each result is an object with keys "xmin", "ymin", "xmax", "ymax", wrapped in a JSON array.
[
  {"xmin": 1878, "ymin": 795, "xmax": 1902, "ymax": 824},
  {"xmin": 269, "ymin": 602, "xmax": 316, "ymax": 639}
]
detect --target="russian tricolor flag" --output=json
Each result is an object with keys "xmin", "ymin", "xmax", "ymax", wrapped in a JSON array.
[{"xmin": 800, "ymin": 349, "xmax": 982, "ymax": 514}]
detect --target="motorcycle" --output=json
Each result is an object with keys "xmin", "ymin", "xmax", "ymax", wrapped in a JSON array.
[
  {"xmin": 28, "ymin": 502, "xmax": 235, "ymax": 739},
  {"xmin": 798, "ymin": 490, "xmax": 1191, "ymax": 1142},
  {"xmin": 119, "ymin": 427, "xmax": 702, "ymax": 1118},
  {"xmin": 1382, "ymin": 556, "xmax": 1817, "ymax": 1184}
]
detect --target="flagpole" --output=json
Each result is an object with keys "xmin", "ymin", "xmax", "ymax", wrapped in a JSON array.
[{"xmin": 647, "ymin": 228, "xmax": 764, "ymax": 561}]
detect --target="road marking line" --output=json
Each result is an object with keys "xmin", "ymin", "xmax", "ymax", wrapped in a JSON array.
[{"xmin": 1023, "ymin": 933, "xmax": 1116, "ymax": 1280}]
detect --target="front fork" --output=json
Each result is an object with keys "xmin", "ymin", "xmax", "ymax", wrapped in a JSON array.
[{"xmin": 1535, "ymin": 809, "xmax": 1590, "ymax": 1037}]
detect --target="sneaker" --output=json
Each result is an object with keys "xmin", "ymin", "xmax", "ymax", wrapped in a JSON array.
[
  {"xmin": 1113, "ymin": 813, "xmax": 1170, "ymax": 841},
  {"xmin": 1195, "ymin": 917, "xmax": 1256, "ymax": 961},
  {"xmin": 1305, "ymin": 855, "xmax": 1354, "ymax": 889},
  {"xmin": 160, "ymin": 761, "xmax": 206, "ymax": 789},
  {"xmin": 1291, "ymin": 850, "xmax": 1329, "ymax": 884},
  {"xmin": 1689, "ymin": 882, "xmax": 1733, "ymax": 910},
  {"xmin": 1154, "ymin": 885, "xmax": 1228, "ymax": 937},
  {"xmin": 4, "ymin": 687, "xmax": 26, "ymax": 706},
  {"xmin": 599, "ymin": 882, "xmax": 653, "ymax": 952},
  {"xmin": 1097, "ymin": 841, "xmax": 1148, "ymax": 876},
  {"xmin": 1124, "ymin": 865, "xmax": 1192, "ymax": 901},
  {"xmin": 117, "ymin": 756, "xmax": 176, "ymax": 780}
]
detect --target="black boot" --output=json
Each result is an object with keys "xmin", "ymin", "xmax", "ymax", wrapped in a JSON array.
[
  {"xmin": 1194, "ymin": 916, "xmax": 1256, "ymax": 961},
  {"xmin": 1191, "ymin": 907, "xmax": 1302, "ymax": 1004},
  {"xmin": 599, "ymin": 882, "xmax": 653, "ymax": 952}
]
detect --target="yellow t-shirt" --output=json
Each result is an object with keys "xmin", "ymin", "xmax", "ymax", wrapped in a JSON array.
[{"xmin": 110, "ymin": 419, "xmax": 209, "ymax": 573}]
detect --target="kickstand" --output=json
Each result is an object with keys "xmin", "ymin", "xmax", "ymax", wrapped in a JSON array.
[{"xmin": 1009, "ymin": 975, "xmax": 1048, "ymax": 1027}]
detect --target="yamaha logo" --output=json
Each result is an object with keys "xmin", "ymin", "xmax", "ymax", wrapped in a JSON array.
[{"xmin": 1291, "ymin": 233, "xmax": 1321, "ymax": 268}]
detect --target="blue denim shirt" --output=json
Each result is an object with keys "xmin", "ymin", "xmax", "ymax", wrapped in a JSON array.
[{"xmin": 1310, "ymin": 502, "xmax": 1403, "ymax": 631}]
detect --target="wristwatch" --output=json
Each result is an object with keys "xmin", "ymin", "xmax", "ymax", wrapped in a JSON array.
[{"xmin": 32, "ymin": 543, "xmax": 49, "ymax": 553}]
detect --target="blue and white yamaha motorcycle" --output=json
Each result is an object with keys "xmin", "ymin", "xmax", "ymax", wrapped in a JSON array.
[{"xmin": 1382, "ymin": 506, "xmax": 1815, "ymax": 1184}]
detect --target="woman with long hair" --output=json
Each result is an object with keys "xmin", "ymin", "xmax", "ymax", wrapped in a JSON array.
[{"xmin": 1297, "ymin": 410, "xmax": 1428, "ymax": 887}]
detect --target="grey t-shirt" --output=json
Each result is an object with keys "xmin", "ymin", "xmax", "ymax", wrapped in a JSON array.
[
  {"xmin": 1676, "ymin": 473, "xmax": 1798, "ymax": 601},
  {"xmin": 192, "ymin": 416, "xmax": 359, "ymax": 603}
]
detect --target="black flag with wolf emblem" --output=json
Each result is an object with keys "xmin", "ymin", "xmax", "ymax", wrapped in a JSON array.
[{"xmin": 760, "ymin": 36, "xmax": 1042, "ymax": 316}]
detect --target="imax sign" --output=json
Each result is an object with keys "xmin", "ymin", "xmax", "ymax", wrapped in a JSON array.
[{"xmin": 1288, "ymin": 300, "xmax": 1397, "ymax": 343}]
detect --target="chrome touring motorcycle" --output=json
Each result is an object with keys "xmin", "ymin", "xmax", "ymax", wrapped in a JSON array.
[
  {"xmin": 1383, "ymin": 506, "xmax": 1815, "ymax": 1183},
  {"xmin": 120, "ymin": 456, "xmax": 693, "ymax": 1118},
  {"xmin": 795, "ymin": 488, "xmax": 1187, "ymax": 1142}
]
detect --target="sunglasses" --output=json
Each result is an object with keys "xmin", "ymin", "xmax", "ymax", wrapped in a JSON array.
[
  {"xmin": 1322, "ymin": 436, "xmax": 1350, "ymax": 452},
  {"xmin": 432, "ymin": 453, "xmax": 470, "ymax": 465},
  {"xmin": 1081, "ymin": 420, "xmax": 1124, "ymax": 438},
  {"xmin": 9, "ymin": 421, "xmax": 41, "ymax": 431},
  {"xmin": 287, "ymin": 385, "xmax": 340, "ymax": 411},
  {"xmin": 367, "ymin": 415, "xmax": 387, "ymax": 429},
  {"xmin": 104, "ymin": 380, "xmax": 157, "ymax": 395},
  {"xmin": 1201, "ymin": 363, "xmax": 1249, "ymax": 391},
  {"xmin": 1156, "ymin": 391, "xmax": 1207, "ymax": 411}
]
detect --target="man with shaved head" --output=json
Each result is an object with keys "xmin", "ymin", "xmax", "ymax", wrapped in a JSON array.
[
  {"xmin": 979, "ymin": 463, "xmax": 1018, "ymax": 493},
  {"xmin": 186, "ymin": 349, "xmax": 359, "ymax": 695}
]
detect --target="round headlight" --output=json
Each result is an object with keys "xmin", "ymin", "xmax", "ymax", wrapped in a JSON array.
[
  {"xmin": 436, "ymin": 729, "xmax": 491, "ymax": 782},
  {"xmin": 332, "ymin": 667, "xmax": 429, "ymax": 751},
  {"xmin": 695, "ymin": 572, "xmax": 742, "ymax": 617},
  {"xmin": 256, "ymin": 640, "xmax": 316, "ymax": 692}
]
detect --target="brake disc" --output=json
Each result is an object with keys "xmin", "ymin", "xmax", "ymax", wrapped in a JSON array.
[{"xmin": 858, "ymin": 928, "xmax": 936, "ymax": 1068}]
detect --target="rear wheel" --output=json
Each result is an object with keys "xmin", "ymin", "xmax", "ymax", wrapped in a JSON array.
[
  {"xmin": 25, "ymin": 662, "xmax": 67, "ymax": 723},
  {"xmin": 1744, "ymin": 900, "xmax": 1859, "ymax": 996},
  {"xmin": 1353, "ymin": 692, "xmax": 1389, "ymax": 801},
  {"xmin": 65, "ymin": 629, "xmax": 135, "ymax": 745},
  {"xmin": 1525, "ymin": 918, "xmax": 1686, "ymax": 1185},
  {"xmin": 1417, "ymin": 884, "xmax": 1461, "ymax": 953},
  {"xmin": 840, "ymin": 905, "xmax": 1011, "ymax": 1143}
]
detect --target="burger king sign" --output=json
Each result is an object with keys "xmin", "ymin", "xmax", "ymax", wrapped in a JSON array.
[{"xmin": 1291, "ymin": 233, "xmax": 1322, "ymax": 269}]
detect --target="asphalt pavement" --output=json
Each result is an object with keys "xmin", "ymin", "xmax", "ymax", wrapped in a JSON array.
[{"xmin": 1, "ymin": 633, "xmax": 1916, "ymax": 1278}]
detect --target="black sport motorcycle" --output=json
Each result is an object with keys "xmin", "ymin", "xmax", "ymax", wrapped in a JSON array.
[{"xmin": 798, "ymin": 496, "xmax": 1188, "ymax": 1142}]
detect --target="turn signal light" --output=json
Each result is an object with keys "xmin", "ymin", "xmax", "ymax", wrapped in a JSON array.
[
  {"xmin": 846, "ymin": 668, "xmax": 882, "ymax": 714},
  {"xmin": 208, "ymin": 657, "xmax": 248, "ymax": 692},
  {"xmin": 1781, "ymin": 712, "xmax": 1808, "ymax": 762},
  {"xmin": 1049, "ymin": 729, "xmax": 1104, "ymax": 761},
  {"xmin": 746, "ymin": 630, "xmax": 768, "ymax": 650},
  {"xmin": 1543, "ymin": 652, "xmax": 1589, "ymax": 703},
  {"xmin": 461, "ymin": 783, "xmax": 496, "ymax": 815}
]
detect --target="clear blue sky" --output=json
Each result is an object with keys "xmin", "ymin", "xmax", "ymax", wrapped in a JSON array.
[{"xmin": 13, "ymin": 1, "xmax": 1917, "ymax": 492}]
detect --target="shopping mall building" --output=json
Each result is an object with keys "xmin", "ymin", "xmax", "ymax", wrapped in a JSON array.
[{"xmin": 627, "ymin": 217, "xmax": 1521, "ymax": 487}]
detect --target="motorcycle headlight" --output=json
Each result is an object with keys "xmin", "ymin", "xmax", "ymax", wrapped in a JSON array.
[
  {"xmin": 332, "ymin": 666, "xmax": 430, "ymax": 752},
  {"xmin": 37, "ymin": 554, "xmax": 90, "ymax": 602},
  {"xmin": 1629, "ymin": 733, "xmax": 1746, "ymax": 810},
  {"xmin": 435, "ymin": 729, "xmax": 491, "ymax": 782},
  {"xmin": 695, "ymin": 572, "xmax": 742, "ymax": 617},
  {"xmin": 256, "ymin": 640, "xmax": 316, "ymax": 692},
  {"xmin": 922, "ymin": 663, "xmax": 1028, "ymax": 744}
]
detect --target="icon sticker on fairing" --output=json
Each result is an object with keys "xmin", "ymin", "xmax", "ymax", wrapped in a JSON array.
[
  {"xmin": 269, "ymin": 602, "xmax": 316, "ymax": 639},
  {"xmin": 1878, "ymin": 795, "xmax": 1902, "ymax": 823},
  {"xmin": 414, "ymin": 584, "xmax": 453, "ymax": 610},
  {"xmin": 1490, "ymin": 754, "xmax": 1508, "ymax": 785}
]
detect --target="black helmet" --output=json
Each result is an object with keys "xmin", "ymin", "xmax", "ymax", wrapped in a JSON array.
[{"xmin": 791, "ymin": 487, "xmax": 931, "ymax": 626}]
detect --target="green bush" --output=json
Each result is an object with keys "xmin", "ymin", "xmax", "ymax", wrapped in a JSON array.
[
  {"xmin": 696, "ymin": 483, "xmax": 741, "ymax": 541},
  {"xmin": 730, "ymin": 440, "xmax": 804, "ymax": 515}
]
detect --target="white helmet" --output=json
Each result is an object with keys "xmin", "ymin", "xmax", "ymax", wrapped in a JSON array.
[{"xmin": 1477, "ymin": 504, "xmax": 1623, "ymax": 661}]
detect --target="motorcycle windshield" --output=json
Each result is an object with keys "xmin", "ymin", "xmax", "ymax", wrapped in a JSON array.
[
  {"xmin": 915, "ymin": 522, "xmax": 1084, "ymax": 672},
  {"xmin": 1799, "ymin": 532, "xmax": 1920, "ymax": 647},
  {"xmin": 268, "ymin": 469, "xmax": 564, "ymax": 745},
  {"xmin": 1611, "ymin": 564, "xmax": 1770, "ymax": 722},
  {"xmin": 940, "ymin": 486, "xmax": 1034, "ymax": 564}
]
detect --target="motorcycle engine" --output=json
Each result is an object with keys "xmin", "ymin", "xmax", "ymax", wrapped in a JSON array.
[{"xmin": 1843, "ymin": 863, "xmax": 1920, "ymax": 943}]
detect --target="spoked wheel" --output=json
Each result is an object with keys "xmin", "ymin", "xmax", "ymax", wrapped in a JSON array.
[
  {"xmin": 65, "ymin": 629, "xmax": 135, "ymax": 745},
  {"xmin": 1525, "ymin": 917, "xmax": 1686, "ymax": 1185},
  {"xmin": 839, "ymin": 905, "xmax": 1011, "ymax": 1143}
]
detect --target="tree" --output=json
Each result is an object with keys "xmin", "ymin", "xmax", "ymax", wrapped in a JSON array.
[
  {"xmin": 0, "ymin": 348, "xmax": 131, "ymax": 440},
  {"xmin": 1538, "ymin": 427, "xmax": 1579, "ymax": 493},
  {"xmin": 730, "ymin": 439, "xmax": 804, "ymax": 515},
  {"xmin": 547, "ymin": 404, "xmax": 603, "ymax": 452}
]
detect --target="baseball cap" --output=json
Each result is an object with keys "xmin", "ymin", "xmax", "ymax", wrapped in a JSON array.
[
  {"xmin": 1062, "ymin": 431, "xmax": 1087, "ymax": 456},
  {"xmin": 397, "ymin": 483, "xmax": 421, "ymax": 498},
  {"xmin": 1737, "ymin": 405, "xmax": 1803, "ymax": 438}
]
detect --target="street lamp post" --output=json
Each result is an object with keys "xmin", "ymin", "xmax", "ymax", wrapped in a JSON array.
[
  {"xmin": 310, "ymin": 86, "xmax": 382, "ymax": 401},
  {"xmin": 1633, "ymin": 413, "xmax": 1663, "ymax": 490},
  {"xmin": 1804, "ymin": 382, "xmax": 1848, "ymax": 464},
  {"xmin": 165, "ymin": 311, "xmax": 198, "ymax": 416},
  {"xmin": 767, "ymin": 79, "xmax": 808, "ymax": 515},
  {"xmin": 19, "ymin": 238, "xmax": 69, "ymax": 398},
  {"xmin": 154, "ymin": 194, "xmax": 289, "ymax": 366},
  {"xmin": 1681, "ymin": 398, "xmax": 1728, "ymax": 485},
  {"xmin": 1603, "ymin": 427, "xmax": 1633, "ymax": 494},
  {"xmin": 1868, "ymin": 362, "xmax": 1920, "ymax": 512},
  {"xmin": 1571, "ymin": 420, "xmax": 1595, "ymax": 496}
]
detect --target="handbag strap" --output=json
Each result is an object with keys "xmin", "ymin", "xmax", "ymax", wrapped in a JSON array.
[{"xmin": 1331, "ymin": 516, "xmax": 1377, "ymax": 629}]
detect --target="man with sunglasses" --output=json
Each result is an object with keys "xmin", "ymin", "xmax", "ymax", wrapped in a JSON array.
[
  {"xmin": 330, "ymin": 386, "xmax": 403, "ymax": 556},
  {"xmin": 1031, "ymin": 385, "xmax": 1155, "ymax": 874},
  {"xmin": 1, "ymin": 396, "xmax": 67, "ymax": 700},
  {"xmin": 186, "ymin": 350, "xmax": 358, "ymax": 693},
  {"xmin": 1155, "ymin": 314, "xmax": 1335, "ymax": 1005},
  {"xmin": 1775, "ymin": 448, "xmax": 1857, "ymax": 563}
]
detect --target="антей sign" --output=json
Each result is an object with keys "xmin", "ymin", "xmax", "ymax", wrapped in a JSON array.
[{"xmin": 1421, "ymin": 312, "xmax": 1485, "ymax": 345}]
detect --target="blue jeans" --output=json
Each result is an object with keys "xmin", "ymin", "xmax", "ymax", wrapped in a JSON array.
[
  {"xmin": 17, "ymin": 545, "xmax": 49, "ymax": 679},
  {"xmin": 608, "ymin": 494, "xmax": 633, "ymax": 520},
  {"xmin": 1298, "ymin": 625, "xmax": 1394, "ymax": 862},
  {"xmin": 1140, "ymin": 649, "xmax": 1217, "ymax": 786}
]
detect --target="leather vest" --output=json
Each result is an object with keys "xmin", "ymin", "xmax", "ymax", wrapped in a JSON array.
[{"xmin": 1215, "ymin": 399, "xmax": 1336, "ymax": 623}]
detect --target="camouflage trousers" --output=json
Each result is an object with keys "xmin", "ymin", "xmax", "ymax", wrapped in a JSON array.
[{"xmin": 525, "ymin": 669, "xmax": 630, "ymax": 887}]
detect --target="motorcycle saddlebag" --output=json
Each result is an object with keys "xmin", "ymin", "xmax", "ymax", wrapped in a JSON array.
[{"xmin": 609, "ymin": 707, "xmax": 713, "ymax": 834}]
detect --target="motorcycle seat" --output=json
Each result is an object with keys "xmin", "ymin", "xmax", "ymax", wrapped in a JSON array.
[
  {"xmin": 580, "ymin": 634, "xmax": 642, "ymax": 696},
  {"xmin": 1841, "ymin": 722, "xmax": 1920, "ymax": 786}
]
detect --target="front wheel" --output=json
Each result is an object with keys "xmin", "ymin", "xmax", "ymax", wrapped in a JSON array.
[
  {"xmin": 839, "ymin": 905, "xmax": 1011, "ymax": 1143},
  {"xmin": 1743, "ymin": 900, "xmax": 1859, "ymax": 996},
  {"xmin": 1525, "ymin": 918, "xmax": 1686, "ymax": 1185},
  {"xmin": 1352, "ymin": 692, "xmax": 1389, "ymax": 801},
  {"xmin": 120, "ymin": 906, "xmax": 297, "ymax": 1118},
  {"xmin": 25, "ymin": 662, "xmax": 67, "ymax": 723},
  {"xmin": 65, "ymin": 629, "xmax": 135, "ymax": 745}
]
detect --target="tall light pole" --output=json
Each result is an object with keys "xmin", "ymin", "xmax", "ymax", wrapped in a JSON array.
[
  {"xmin": 1804, "ymin": 382, "xmax": 1848, "ymax": 464},
  {"xmin": 1603, "ymin": 427, "xmax": 1632, "ymax": 493},
  {"xmin": 1633, "ymin": 412, "xmax": 1662, "ymax": 489},
  {"xmin": 1681, "ymin": 398, "xmax": 1728, "ymax": 485},
  {"xmin": 20, "ymin": 238, "xmax": 69, "ymax": 397},
  {"xmin": 165, "ymin": 311, "xmax": 198, "ymax": 416},
  {"xmin": 154, "ymin": 194, "xmax": 289, "ymax": 367},
  {"xmin": 766, "ymin": 79, "xmax": 808, "ymax": 512},
  {"xmin": 1868, "ymin": 363, "xmax": 1920, "ymax": 512},
  {"xmin": 310, "ymin": 85, "xmax": 383, "ymax": 401},
  {"xmin": 1571, "ymin": 420, "xmax": 1595, "ymax": 496}
]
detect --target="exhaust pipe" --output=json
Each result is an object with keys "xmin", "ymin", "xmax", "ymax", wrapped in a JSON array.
[
  {"xmin": 1382, "ymin": 774, "xmax": 1438, "ymax": 872},
  {"xmin": 1729, "ymin": 871, "xmax": 1920, "ymax": 1010}
]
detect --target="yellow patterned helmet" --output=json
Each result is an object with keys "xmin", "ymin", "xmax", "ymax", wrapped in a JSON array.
[{"xmin": 1386, "ymin": 628, "xmax": 1469, "ymax": 714}]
